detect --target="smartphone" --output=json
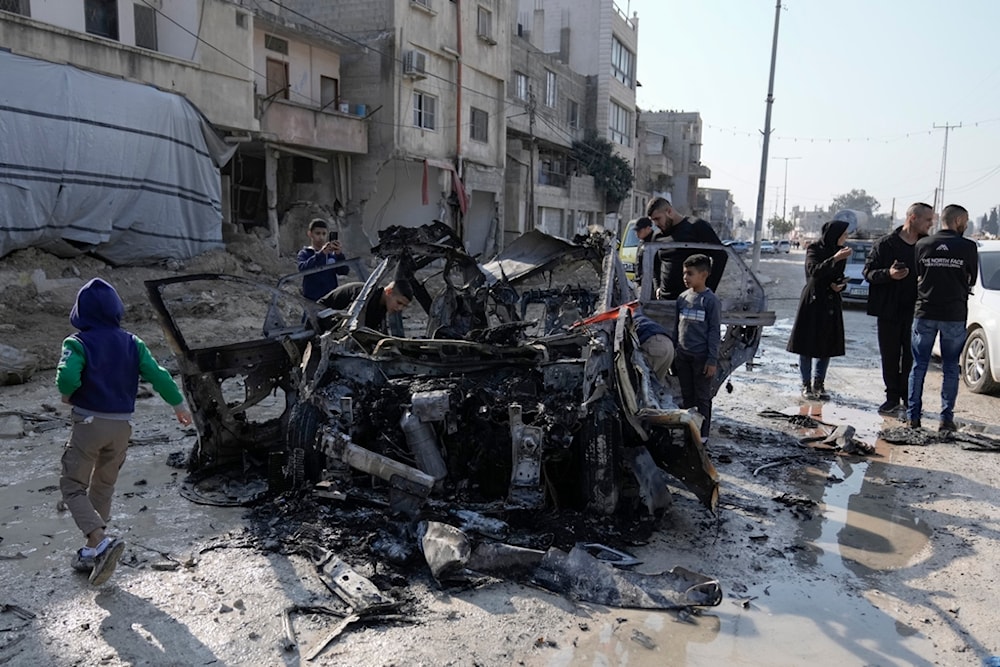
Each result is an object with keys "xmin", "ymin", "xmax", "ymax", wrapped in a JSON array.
[{"xmin": 330, "ymin": 230, "xmax": 339, "ymax": 241}]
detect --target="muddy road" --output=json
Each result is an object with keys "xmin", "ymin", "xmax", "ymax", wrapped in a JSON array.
[{"xmin": 2, "ymin": 248, "xmax": 1000, "ymax": 666}]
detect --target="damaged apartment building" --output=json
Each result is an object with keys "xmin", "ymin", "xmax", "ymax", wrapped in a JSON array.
[
  {"xmin": 0, "ymin": 0, "xmax": 368, "ymax": 262},
  {"xmin": 273, "ymin": 0, "xmax": 510, "ymax": 259},
  {"xmin": 1, "ymin": 0, "xmax": 648, "ymax": 263},
  {"xmin": 506, "ymin": 0, "xmax": 642, "ymax": 245}
]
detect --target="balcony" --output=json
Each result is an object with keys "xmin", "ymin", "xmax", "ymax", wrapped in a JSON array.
[
  {"xmin": 647, "ymin": 154, "xmax": 674, "ymax": 179},
  {"xmin": 260, "ymin": 99, "xmax": 368, "ymax": 154},
  {"xmin": 688, "ymin": 161, "xmax": 711, "ymax": 179}
]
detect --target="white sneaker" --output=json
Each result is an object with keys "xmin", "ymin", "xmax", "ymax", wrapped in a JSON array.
[{"xmin": 89, "ymin": 537, "xmax": 126, "ymax": 585}]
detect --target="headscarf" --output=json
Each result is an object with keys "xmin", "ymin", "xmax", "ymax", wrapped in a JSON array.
[{"xmin": 819, "ymin": 220, "xmax": 850, "ymax": 252}]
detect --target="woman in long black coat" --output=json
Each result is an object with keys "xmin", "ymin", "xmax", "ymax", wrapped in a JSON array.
[{"xmin": 786, "ymin": 219, "xmax": 853, "ymax": 399}]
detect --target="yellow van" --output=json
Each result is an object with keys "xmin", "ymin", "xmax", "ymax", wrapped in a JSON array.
[{"xmin": 619, "ymin": 219, "xmax": 640, "ymax": 281}]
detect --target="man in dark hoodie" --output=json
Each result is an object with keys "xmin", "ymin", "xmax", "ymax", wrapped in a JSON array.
[
  {"xmin": 56, "ymin": 278, "xmax": 192, "ymax": 585},
  {"xmin": 907, "ymin": 204, "xmax": 978, "ymax": 432},
  {"xmin": 863, "ymin": 202, "xmax": 934, "ymax": 415}
]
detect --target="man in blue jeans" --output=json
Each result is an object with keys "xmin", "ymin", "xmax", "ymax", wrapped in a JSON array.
[{"xmin": 907, "ymin": 204, "xmax": 978, "ymax": 431}]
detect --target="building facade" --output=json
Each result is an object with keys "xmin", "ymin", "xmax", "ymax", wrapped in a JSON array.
[
  {"xmin": 277, "ymin": 0, "xmax": 510, "ymax": 258},
  {"xmin": 635, "ymin": 110, "xmax": 711, "ymax": 215},
  {"xmin": 0, "ymin": 0, "xmax": 369, "ymax": 258},
  {"xmin": 696, "ymin": 187, "xmax": 734, "ymax": 240},
  {"xmin": 514, "ymin": 0, "xmax": 639, "ymax": 235}
]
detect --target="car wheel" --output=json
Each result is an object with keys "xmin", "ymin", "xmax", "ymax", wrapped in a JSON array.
[{"xmin": 961, "ymin": 328, "xmax": 1000, "ymax": 394}]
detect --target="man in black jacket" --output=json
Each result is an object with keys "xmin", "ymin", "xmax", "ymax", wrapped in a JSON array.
[
  {"xmin": 646, "ymin": 196, "xmax": 728, "ymax": 300},
  {"xmin": 907, "ymin": 204, "xmax": 978, "ymax": 431},
  {"xmin": 863, "ymin": 202, "xmax": 934, "ymax": 414}
]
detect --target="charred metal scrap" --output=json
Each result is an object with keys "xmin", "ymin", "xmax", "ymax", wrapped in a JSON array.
[{"xmin": 146, "ymin": 224, "xmax": 774, "ymax": 521}]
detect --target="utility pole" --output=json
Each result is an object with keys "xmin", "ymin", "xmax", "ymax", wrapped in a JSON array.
[
  {"xmin": 751, "ymin": 0, "xmax": 783, "ymax": 273},
  {"xmin": 527, "ymin": 87, "xmax": 537, "ymax": 231},
  {"xmin": 932, "ymin": 121, "xmax": 961, "ymax": 223},
  {"xmin": 771, "ymin": 156, "xmax": 801, "ymax": 223}
]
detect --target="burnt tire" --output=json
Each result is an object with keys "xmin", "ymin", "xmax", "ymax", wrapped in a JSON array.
[
  {"xmin": 580, "ymin": 407, "xmax": 623, "ymax": 515},
  {"xmin": 285, "ymin": 400, "xmax": 325, "ymax": 484},
  {"xmin": 962, "ymin": 328, "xmax": 1000, "ymax": 394}
]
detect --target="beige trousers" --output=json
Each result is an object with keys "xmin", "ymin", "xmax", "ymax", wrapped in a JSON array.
[{"xmin": 59, "ymin": 414, "xmax": 132, "ymax": 538}]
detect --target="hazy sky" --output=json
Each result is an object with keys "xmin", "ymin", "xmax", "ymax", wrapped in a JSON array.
[{"xmin": 628, "ymin": 0, "xmax": 1000, "ymax": 223}]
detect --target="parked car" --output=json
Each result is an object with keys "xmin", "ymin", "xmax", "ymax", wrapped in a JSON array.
[
  {"xmin": 723, "ymin": 240, "xmax": 750, "ymax": 255},
  {"xmin": 841, "ymin": 240, "xmax": 873, "ymax": 304},
  {"xmin": 146, "ymin": 224, "xmax": 776, "ymax": 518},
  {"xmin": 619, "ymin": 219, "xmax": 640, "ymax": 281},
  {"xmin": 759, "ymin": 240, "xmax": 776, "ymax": 254},
  {"xmin": 961, "ymin": 240, "xmax": 1000, "ymax": 393},
  {"xmin": 776, "ymin": 239, "xmax": 791, "ymax": 253}
]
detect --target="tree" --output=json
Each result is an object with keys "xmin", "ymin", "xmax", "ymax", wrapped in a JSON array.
[
  {"xmin": 830, "ymin": 189, "xmax": 881, "ymax": 218},
  {"xmin": 572, "ymin": 135, "xmax": 634, "ymax": 213},
  {"xmin": 769, "ymin": 216, "xmax": 794, "ymax": 237}
]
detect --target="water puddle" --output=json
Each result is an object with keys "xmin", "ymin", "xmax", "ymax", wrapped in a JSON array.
[{"xmin": 542, "ymin": 399, "xmax": 936, "ymax": 666}]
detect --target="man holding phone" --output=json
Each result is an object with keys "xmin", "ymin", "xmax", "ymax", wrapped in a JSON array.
[
  {"xmin": 298, "ymin": 218, "xmax": 350, "ymax": 301},
  {"xmin": 863, "ymin": 202, "xmax": 935, "ymax": 415}
]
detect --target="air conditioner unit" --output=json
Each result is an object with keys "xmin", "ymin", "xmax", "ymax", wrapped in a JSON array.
[{"xmin": 403, "ymin": 50, "xmax": 427, "ymax": 78}]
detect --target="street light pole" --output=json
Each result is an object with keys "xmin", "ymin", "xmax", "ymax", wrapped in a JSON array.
[
  {"xmin": 771, "ymin": 156, "xmax": 800, "ymax": 223},
  {"xmin": 751, "ymin": 0, "xmax": 783, "ymax": 273}
]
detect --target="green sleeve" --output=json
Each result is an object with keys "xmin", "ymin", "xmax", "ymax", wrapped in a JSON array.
[
  {"xmin": 135, "ymin": 337, "xmax": 185, "ymax": 406},
  {"xmin": 56, "ymin": 337, "xmax": 86, "ymax": 397}
]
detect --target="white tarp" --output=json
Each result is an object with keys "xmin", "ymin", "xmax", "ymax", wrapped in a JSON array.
[{"xmin": 0, "ymin": 51, "xmax": 234, "ymax": 265}]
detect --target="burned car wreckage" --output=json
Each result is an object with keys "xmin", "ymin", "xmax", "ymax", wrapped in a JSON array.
[{"xmin": 146, "ymin": 223, "xmax": 774, "ymax": 520}]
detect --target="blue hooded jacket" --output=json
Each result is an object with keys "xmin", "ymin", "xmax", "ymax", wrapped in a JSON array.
[{"xmin": 67, "ymin": 278, "xmax": 141, "ymax": 414}]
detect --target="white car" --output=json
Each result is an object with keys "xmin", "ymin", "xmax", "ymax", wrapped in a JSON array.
[
  {"xmin": 760, "ymin": 240, "xmax": 776, "ymax": 254},
  {"xmin": 962, "ymin": 240, "xmax": 1000, "ymax": 393},
  {"xmin": 776, "ymin": 239, "xmax": 791, "ymax": 253},
  {"xmin": 841, "ymin": 240, "xmax": 873, "ymax": 304}
]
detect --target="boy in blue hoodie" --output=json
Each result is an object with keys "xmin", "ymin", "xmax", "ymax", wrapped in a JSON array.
[{"xmin": 56, "ymin": 278, "xmax": 192, "ymax": 585}]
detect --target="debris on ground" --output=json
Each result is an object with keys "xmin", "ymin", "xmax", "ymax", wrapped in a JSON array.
[
  {"xmin": 880, "ymin": 425, "xmax": 1000, "ymax": 451},
  {"xmin": 532, "ymin": 545, "xmax": 722, "ymax": 610}
]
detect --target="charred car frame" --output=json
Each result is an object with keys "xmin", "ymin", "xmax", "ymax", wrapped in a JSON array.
[{"xmin": 146, "ymin": 224, "xmax": 774, "ymax": 516}]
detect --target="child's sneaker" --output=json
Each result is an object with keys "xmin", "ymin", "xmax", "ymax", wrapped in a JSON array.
[
  {"xmin": 71, "ymin": 548, "xmax": 96, "ymax": 573},
  {"xmin": 89, "ymin": 537, "xmax": 126, "ymax": 585}
]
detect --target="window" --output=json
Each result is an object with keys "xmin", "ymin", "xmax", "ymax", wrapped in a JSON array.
[
  {"xmin": 544, "ymin": 70, "xmax": 557, "ymax": 108},
  {"xmin": 611, "ymin": 37, "xmax": 634, "ymax": 88},
  {"xmin": 264, "ymin": 34, "xmax": 289, "ymax": 55},
  {"xmin": 609, "ymin": 100, "xmax": 631, "ymax": 147},
  {"xmin": 0, "ymin": 0, "xmax": 30, "ymax": 16},
  {"xmin": 567, "ymin": 100, "xmax": 579, "ymax": 130},
  {"xmin": 84, "ymin": 0, "xmax": 118, "ymax": 40},
  {"xmin": 413, "ymin": 92, "xmax": 437, "ymax": 130},
  {"xmin": 266, "ymin": 58, "xmax": 289, "ymax": 100},
  {"xmin": 134, "ymin": 4, "xmax": 157, "ymax": 51},
  {"xmin": 470, "ymin": 107, "xmax": 488, "ymax": 143},
  {"xmin": 477, "ymin": 6, "xmax": 494, "ymax": 43},
  {"xmin": 321, "ymin": 76, "xmax": 340, "ymax": 110},
  {"xmin": 514, "ymin": 72, "xmax": 529, "ymax": 101}
]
